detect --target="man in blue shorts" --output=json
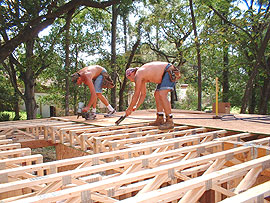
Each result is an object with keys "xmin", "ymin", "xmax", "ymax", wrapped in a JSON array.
[
  {"xmin": 71, "ymin": 65, "xmax": 115, "ymax": 119},
  {"xmin": 125, "ymin": 61, "xmax": 180, "ymax": 130}
]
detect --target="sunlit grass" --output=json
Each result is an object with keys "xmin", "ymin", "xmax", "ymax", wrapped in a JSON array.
[
  {"xmin": 2, "ymin": 111, "xmax": 27, "ymax": 120},
  {"xmin": 0, "ymin": 111, "xmax": 42, "ymax": 121},
  {"xmin": 230, "ymin": 106, "xmax": 241, "ymax": 114}
]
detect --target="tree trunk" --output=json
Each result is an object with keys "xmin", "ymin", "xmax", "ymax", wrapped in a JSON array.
[
  {"xmin": 23, "ymin": 39, "xmax": 37, "ymax": 119},
  {"xmin": 123, "ymin": 15, "xmax": 128, "ymax": 53},
  {"xmin": 13, "ymin": 93, "xmax": 20, "ymax": 120},
  {"xmin": 170, "ymin": 91, "xmax": 176, "ymax": 108},
  {"xmin": 64, "ymin": 9, "xmax": 74, "ymax": 116},
  {"xmin": 24, "ymin": 78, "xmax": 37, "ymax": 119},
  {"xmin": 119, "ymin": 39, "xmax": 140, "ymax": 111},
  {"xmin": 7, "ymin": 58, "xmax": 21, "ymax": 120},
  {"xmin": 73, "ymin": 44, "xmax": 79, "ymax": 114},
  {"xmin": 248, "ymin": 83, "xmax": 256, "ymax": 114},
  {"xmin": 189, "ymin": 0, "xmax": 202, "ymax": 111},
  {"xmin": 259, "ymin": 77, "xmax": 270, "ymax": 114},
  {"xmin": 222, "ymin": 47, "xmax": 229, "ymax": 102},
  {"xmin": 241, "ymin": 24, "xmax": 270, "ymax": 113},
  {"xmin": 110, "ymin": 4, "xmax": 119, "ymax": 108}
]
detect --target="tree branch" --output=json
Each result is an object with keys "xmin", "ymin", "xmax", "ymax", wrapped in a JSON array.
[
  {"xmin": 2, "ymin": 61, "xmax": 24, "ymax": 99},
  {"xmin": 208, "ymin": 5, "xmax": 254, "ymax": 40},
  {"xmin": 0, "ymin": 0, "xmax": 120, "ymax": 63}
]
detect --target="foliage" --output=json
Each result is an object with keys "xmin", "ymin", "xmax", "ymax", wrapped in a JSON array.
[
  {"xmin": 0, "ymin": 69, "xmax": 19, "ymax": 111},
  {"xmin": 1, "ymin": 0, "xmax": 269, "ymax": 117},
  {"xmin": 0, "ymin": 112, "xmax": 10, "ymax": 122},
  {"xmin": 177, "ymin": 86, "xmax": 198, "ymax": 110}
]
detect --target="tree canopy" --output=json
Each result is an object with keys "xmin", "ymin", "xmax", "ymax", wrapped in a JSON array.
[{"xmin": 0, "ymin": 0, "xmax": 269, "ymax": 119}]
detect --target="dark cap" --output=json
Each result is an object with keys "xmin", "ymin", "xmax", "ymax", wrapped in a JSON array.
[
  {"xmin": 125, "ymin": 68, "xmax": 137, "ymax": 77},
  {"xmin": 71, "ymin": 72, "xmax": 80, "ymax": 84}
]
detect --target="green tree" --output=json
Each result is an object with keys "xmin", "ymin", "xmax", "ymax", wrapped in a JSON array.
[
  {"xmin": 0, "ymin": 0, "xmax": 120, "ymax": 119},
  {"xmin": 0, "ymin": 0, "xmax": 120, "ymax": 63},
  {"xmin": 208, "ymin": 1, "xmax": 270, "ymax": 114}
]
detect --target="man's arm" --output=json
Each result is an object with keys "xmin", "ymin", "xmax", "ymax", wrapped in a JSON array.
[
  {"xmin": 133, "ymin": 82, "xmax": 146, "ymax": 111},
  {"xmin": 82, "ymin": 73, "xmax": 97, "ymax": 112},
  {"xmin": 125, "ymin": 77, "xmax": 144, "ymax": 116}
]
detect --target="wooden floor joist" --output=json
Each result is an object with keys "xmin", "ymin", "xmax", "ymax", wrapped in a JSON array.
[
  {"xmin": 219, "ymin": 180, "xmax": 270, "ymax": 203},
  {"xmin": 0, "ymin": 129, "xmax": 227, "ymax": 185},
  {"xmin": 0, "ymin": 154, "xmax": 43, "ymax": 170},
  {"xmin": 3, "ymin": 146, "xmax": 269, "ymax": 203},
  {"xmin": 0, "ymin": 116, "xmax": 269, "ymax": 202},
  {"xmin": 117, "ymin": 154, "xmax": 270, "ymax": 203}
]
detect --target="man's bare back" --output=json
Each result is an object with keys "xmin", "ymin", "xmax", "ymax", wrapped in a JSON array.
[
  {"xmin": 78, "ymin": 65, "xmax": 104, "ymax": 82},
  {"xmin": 136, "ymin": 61, "xmax": 168, "ymax": 84}
]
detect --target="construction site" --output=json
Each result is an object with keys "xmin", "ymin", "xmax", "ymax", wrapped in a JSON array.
[{"xmin": 0, "ymin": 109, "xmax": 269, "ymax": 203}]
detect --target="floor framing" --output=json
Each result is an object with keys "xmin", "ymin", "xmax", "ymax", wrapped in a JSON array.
[{"xmin": 0, "ymin": 116, "xmax": 269, "ymax": 203}]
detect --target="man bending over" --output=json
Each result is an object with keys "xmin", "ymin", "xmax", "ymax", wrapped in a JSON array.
[
  {"xmin": 71, "ymin": 65, "xmax": 115, "ymax": 119},
  {"xmin": 125, "ymin": 61, "xmax": 180, "ymax": 130}
]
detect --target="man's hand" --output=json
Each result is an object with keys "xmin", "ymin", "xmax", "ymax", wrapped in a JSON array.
[
  {"xmin": 125, "ymin": 109, "xmax": 132, "ymax": 117},
  {"xmin": 82, "ymin": 106, "xmax": 90, "ymax": 112},
  {"xmin": 125, "ymin": 106, "xmax": 136, "ymax": 117}
]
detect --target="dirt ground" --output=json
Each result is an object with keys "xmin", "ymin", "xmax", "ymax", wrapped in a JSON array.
[
  {"xmin": 31, "ymin": 146, "xmax": 56, "ymax": 162},
  {"xmin": 60, "ymin": 109, "xmax": 270, "ymax": 135}
]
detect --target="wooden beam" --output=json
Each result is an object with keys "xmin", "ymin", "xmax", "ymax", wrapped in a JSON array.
[
  {"xmin": 117, "ymin": 155, "xmax": 270, "ymax": 203},
  {"xmin": 0, "ymin": 144, "xmax": 253, "ymax": 197},
  {"xmin": 219, "ymin": 180, "xmax": 270, "ymax": 203}
]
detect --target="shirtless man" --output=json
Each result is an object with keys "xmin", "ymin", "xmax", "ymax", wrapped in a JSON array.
[
  {"xmin": 125, "ymin": 61, "xmax": 179, "ymax": 130},
  {"xmin": 71, "ymin": 65, "xmax": 115, "ymax": 119}
]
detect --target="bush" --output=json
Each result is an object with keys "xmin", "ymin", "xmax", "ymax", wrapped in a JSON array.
[
  {"xmin": 178, "ymin": 87, "xmax": 198, "ymax": 110},
  {"xmin": 0, "ymin": 112, "xmax": 10, "ymax": 121}
]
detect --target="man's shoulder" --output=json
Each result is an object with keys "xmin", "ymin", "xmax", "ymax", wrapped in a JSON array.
[{"xmin": 81, "ymin": 70, "xmax": 93, "ymax": 80}]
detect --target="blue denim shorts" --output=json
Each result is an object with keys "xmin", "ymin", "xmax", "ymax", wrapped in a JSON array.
[
  {"xmin": 156, "ymin": 64, "xmax": 175, "ymax": 91},
  {"xmin": 94, "ymin": 69, "xmax": 106, "ymax": 93}
]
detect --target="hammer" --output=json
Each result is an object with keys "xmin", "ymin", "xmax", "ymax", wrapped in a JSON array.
[
  {"xmin": 115, "ymin": 106, "xmax": 136, "ymax": 125},
  {"xmin": 115, "ymin": 115, "xmax": 126, "ymax": 125}
]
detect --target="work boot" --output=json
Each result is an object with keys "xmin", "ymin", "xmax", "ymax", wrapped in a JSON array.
[
  {"xmin": 159, "ymin": 115, "xmax": 174, "ymax": 130},
  {"xmin": 104, "ymin": 109, "xmax": 116, "ymax": 118},
  {"xmin": 149, "ymin": 113, "xmax": 165, "ymax": 126}
]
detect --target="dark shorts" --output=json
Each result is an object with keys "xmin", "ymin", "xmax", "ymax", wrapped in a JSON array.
[{"xmin": 156, "ymin": 64, "xmax": 175, "ymax": 91}]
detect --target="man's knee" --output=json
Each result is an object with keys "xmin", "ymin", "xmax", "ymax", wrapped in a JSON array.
[{"xmin": 96, "ymin": 93, "xmax": 103, "ymax": 98}]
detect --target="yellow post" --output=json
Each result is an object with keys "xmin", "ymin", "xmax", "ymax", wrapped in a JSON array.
[{"xmin": 213, "ymin": 77, "xmax": 221, "ymax": 119}]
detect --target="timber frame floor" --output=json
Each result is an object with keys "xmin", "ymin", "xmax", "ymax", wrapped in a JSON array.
[{"xmin": 0, "ymin": 114, "xmax": 270, "ymax": 203}]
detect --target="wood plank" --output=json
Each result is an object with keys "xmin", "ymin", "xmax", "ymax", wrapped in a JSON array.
[
  {"xmin": 0, "ymin": 143, "xmax": 21, "ymax": 151},
  {"xmin": 0, "ymin": 148, "xmax": 31, "ymax": 159},
  {"xmin": 0, "ymin": 143, "xmax": 251, "ymax": 195},
  {"xmin": 219, "ymin": 180, "xmax": 270, "ymax": 203},
  {"xmin": 0, "ymin": 154, "xmax": 43, "ymax": 170},
  {"xmin": 0, "ymin": 140, "xmax": 13, "ymax": 145},
  {"xmin": 7, "ymin": 152, "xmax": 270, "ymax": 203},
  {"xmin": 118, "ymin": 155, "xmax": 270, "ymax": 203},
  {"xmin": 0, "ymin": 131, "xmax": 226, "ymax": 181}
]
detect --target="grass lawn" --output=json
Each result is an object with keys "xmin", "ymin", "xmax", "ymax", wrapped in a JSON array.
[{"xmin": 0, "ymin": 111, "xmax": 42, "ymax": 121}]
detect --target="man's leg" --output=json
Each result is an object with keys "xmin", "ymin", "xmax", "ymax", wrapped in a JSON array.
[
  {"xmin": 158, "ymin": 90, "xmax": 174, "ymax": 130},
  {"xmin": 97, "ymin": 93, "xmax": 109, "ymax": 106},
  {"xmin": 158, "ymin": 90, "xmax": 171, "ymax": 115},
  {"xmin": 154, "ymin": 90, "xmax": 164, "ymax": 112},
  {"xmin": 94, "ymin": 74, "xmax": 115, "ymax": 117},
  {"xmin": 97, "ymin": 93, "xmax": 116, "ymax": 117},
  {"xmin": 90, "ymin": 96, "xmax": 97, "ymax": 119},
  {"xmin": 149, "ymin": 90, "xmax": 165, "ymax": 126}
]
